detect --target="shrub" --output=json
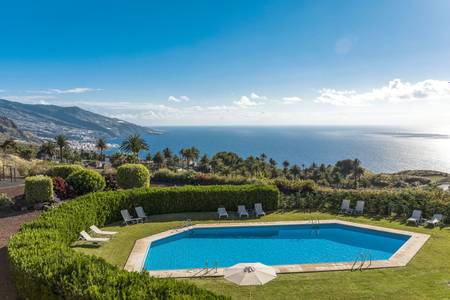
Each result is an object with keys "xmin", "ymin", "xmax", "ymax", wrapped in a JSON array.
[
  {"xmin": 47, "ymin": 164, "xmax": 84, "ymax": 179},
  {"xmin": 8, "ymin": 184, "xmax": 274, "ymax": 299},
  {"xmin": 279, "ymin": 187, "xmax": 450, "ymax": 220},
  {"xmin": 152, "ymin": 168, "xmax": 259, "ymax": 186},
  {"xmin": 25, "ymin": 175, "xmax": 53, "ymax": 205},
  {"xmin": 273, "ymin": 178, "xmax": 318, "ymax": 194},
  {"xmin": 66, "ymin": 169, "xmax": 106, "ymax": 195},
  {"xmin": 52, "ymin": 176, "xmax": 70, "ymax": 200},
  {"xmin": 0, "ymin": 193, "xmax": 13, "ymax": 209},
  {"xmin": 117, "ymin": 164, "xmax": 150, "ymax": 189},
  {"xmin": 104, "ymin": 173, "xmax": 118, "ymax": 191}
]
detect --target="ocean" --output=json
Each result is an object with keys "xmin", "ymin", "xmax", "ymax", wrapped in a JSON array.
[{"xmin": 108, "ymin": 126, "xmax": 450, "ymax": 173}]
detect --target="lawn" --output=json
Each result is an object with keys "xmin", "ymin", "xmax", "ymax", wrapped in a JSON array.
[{"xmin": 73, "ymin": 211, "xmax": 450, "ymax": 300}]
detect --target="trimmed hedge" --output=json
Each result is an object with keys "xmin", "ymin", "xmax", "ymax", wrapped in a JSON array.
[
  {"xmin": 117, "ymin": 164, "xmax": 150, "ymax": 189},
  {"xmin": 46, "ymin": 164, "xmax": 85, "ymax": 179},
  {"xmin": 280, "ymin": 187, "xmax": 450, "ymax": 220},
  {"xmin": 67, "ymin": 169, "xmax": 106, "ymax": 195},
  {"xmin": 24, "ymin": 175, "xmax": 53, "ymax": 205},
  {"xmin": 152, "ymin": 169, "xmax": 259, "ymax": 186},
  {"xmin": 9, "ymin": 184, "xmax": 277, "ymax": 299},
  {"xmin": 126, "ymin": 184, "xmax": 279, "ymax": 214}
]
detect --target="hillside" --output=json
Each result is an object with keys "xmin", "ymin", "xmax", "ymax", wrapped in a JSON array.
[
  {"xmin": 0, "ymin": 116, "xmax": 40, "ymax": 143},
  {"xmin": 0, "ymin": 99, "xmax": 156, "ymax": 141}
]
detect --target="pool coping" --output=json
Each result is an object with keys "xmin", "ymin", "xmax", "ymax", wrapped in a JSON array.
[{"xmin": 124, "ymin": 220, "xmax": 429, "ymax": 278}]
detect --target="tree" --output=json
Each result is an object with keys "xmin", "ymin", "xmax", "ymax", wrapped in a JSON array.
[
  {"xmin": 352, "ymin": 158, "xmax": 364, "ymax": 188},
  {"xmin": 335, "ymin": 159, "xmax": 354, "ymax": 177},
  {"xmin": 120, "ymin": 134, "xmax": 149, "ymax": 157},
  {"xmin": 198, "ymin": 154, "xmax": 211, "ymax": 173},
  {"xmin": 96, "ymin": 138, "xmax": 108, "ymax": 160},
  {"xmin": 153, "ymin": 151, "xmax": 164, "ymax": 169},
  {"xmin": 55, "ymin": 135, "xmax": 68, "ymax": 162},
  {"xmin": 290, "ymin": 164, "xmax": 302, "ymax": 179},
  {"xmin": 38, "ymin": 141, "xmax": 56, "ymax": 160},
  {"xmin": 282, "ymin": 160, "xmax": 290, "ymax": 176},
  {"xmin": 163, "ymin": 147, "xmax": 173, "ymax": 160}
]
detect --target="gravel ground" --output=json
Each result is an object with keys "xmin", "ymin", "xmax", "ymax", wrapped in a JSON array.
[{"xmin": 0, "ymin": 210, "xmax": 41, "ymax": 300}]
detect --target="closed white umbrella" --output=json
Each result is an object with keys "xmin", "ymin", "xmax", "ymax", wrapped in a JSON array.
[{"xmin": 224, "ymin": 263, "xmax": 277, "ymax": 286}]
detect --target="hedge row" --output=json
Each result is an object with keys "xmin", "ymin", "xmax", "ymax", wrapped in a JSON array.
[
  {"xmin": 9, "ymin": 184, "xmax": 277, "ymax": 299},
  {"xmin": 151, "ymin": 169, "xmax": 259, "ymax": 186},
  {"xmin": 281, "ymin": 187, "xmax": 450, "ymax": 220}
]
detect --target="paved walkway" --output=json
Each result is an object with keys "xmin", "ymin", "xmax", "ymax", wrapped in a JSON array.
[{"xmin": 0, "ymin": 210, "xmax": 41, "ymax": 299}]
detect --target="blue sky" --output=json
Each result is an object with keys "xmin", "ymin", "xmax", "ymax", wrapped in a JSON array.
[{"xmin": 1, "ymin": 0, "xmax": 450, "ymax": 130}]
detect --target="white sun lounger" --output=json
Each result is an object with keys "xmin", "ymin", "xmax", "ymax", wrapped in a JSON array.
[
  {"xmin": 218, "ymin": 207, "xmax": 228, "ymax": 219},
  {"xmin": 121, "ymin": 209, "xmax": 143, "ymax": 225},
  {"xmin": 354, "ymin": 201, "xmax": 365, "ymax": 214},
  {"xmin": 340, "ymin": 199, "xmax": 352, "ymax": 214},
  {"xmin": 426, "ymin": 214, "xmax": 443, "ymax": 227},
  {"xmin": 407, "ymin": 210, "xmax": 422, "ymax": 225},
  {"xmin": 90, "ymin": 225, "xmax": 117, "ymax": 236},
  {"xmin": 79, "ymin": 230, "xmax": 109, "ymax": 242},
  {"xmin": 135, "ymin": 206, "xmax": 148, "ymax": 221},
  {"xmin": 237, "ymin": 205, "xmax": 249, "ymax": 218},
  {"xmin": 254, "ymin": 203, "xmax": 266, "ymax": 217}
]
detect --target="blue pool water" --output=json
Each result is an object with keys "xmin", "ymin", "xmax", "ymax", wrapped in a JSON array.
[{"xmin": 144, "ymin": 224, "xmax": 410, "ymax": 271}]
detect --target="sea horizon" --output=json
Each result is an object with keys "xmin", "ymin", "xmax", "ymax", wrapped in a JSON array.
[{"xmin": 108, "ymin": 125, "xmax": 450, "ymax": 173}]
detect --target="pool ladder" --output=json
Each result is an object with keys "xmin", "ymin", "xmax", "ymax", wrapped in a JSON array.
[
  {"xmin": 174, "ymin": 219, "xmax": 193, "ymax": 232},
  {"xmin": 351, "ymin": 252, "xmax": 372, "ymax": 271},
  {"xmin": 310, "ymin": 219, "xmax": 320, "ymax": 236}
]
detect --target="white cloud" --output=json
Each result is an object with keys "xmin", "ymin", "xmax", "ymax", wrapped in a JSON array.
[
  {"xmin": 316, "ymin": 79, "xmax": 450, "ymax": 106},
  {"xmin": 281, "ymin": 96, "xmax": 303, "ymax": 104},
  {"xmin": 32, "ymin": 87, "xmax": 103, "ymax": 94},
  {"xmin": 250, "ymin": 92, "xmax": 267, "ymax": 100},
  {"xmin": 168, "ymin": 95, "xmax": 190, "ymax": 102},
  {"xmin": 233, "ymin": 96, "xmax": 264, "ymax": 108}
]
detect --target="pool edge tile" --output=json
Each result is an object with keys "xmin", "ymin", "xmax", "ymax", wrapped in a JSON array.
[{"xmin": 124, "ymin": 220, "xmax": 430, "ymax": 278}]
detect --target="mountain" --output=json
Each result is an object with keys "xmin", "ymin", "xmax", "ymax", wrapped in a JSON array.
[
  {"xmin": 0, "ymin": 116, "xmax": 40, "ymax": 143},
  {"xmin": 0, "ymin": 99, "xmax": 157, "ymax": 141}
]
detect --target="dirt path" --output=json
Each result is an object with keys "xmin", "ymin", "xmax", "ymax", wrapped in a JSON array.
[{"xmin": 0, "ymin": 210, "xmax": 41, "ymax": 300}]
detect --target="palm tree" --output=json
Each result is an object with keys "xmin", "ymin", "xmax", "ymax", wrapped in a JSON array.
[
  {"xmin": 120, "ymin": 134, "xmax": 149, "ymax": 157},
  {"xmin": 152, "ymin": 151, "xmax": 164, "ymax": 169},
  {"xmin": 163, "ymin": 147, "xmax": 173, "ymax": 160},
  {"xmin": 290, "ymin": 164, "xmax": 302, "ymax": 179},
  {"xmin": 282, "ymin": 160, "xmax": 290, "ymax": 176},
  {"xmin": 38, "ymin": 141, "xmax": 56, "ymax": 160},
  {"xmin": 55, "ymin": 135, "xmax": 68, "ymax": 162},
  {"xmin": 352, "ymin": 158, "xmax": 364, "ymax": 188},
  {"xmin": 96, "ymin": 138, "xmax": 108, "ymax": 160}
]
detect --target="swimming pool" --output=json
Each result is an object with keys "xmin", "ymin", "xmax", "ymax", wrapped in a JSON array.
[{"xmin": 144, "ymin": 223, "xmax": 411, "ymax": 271}]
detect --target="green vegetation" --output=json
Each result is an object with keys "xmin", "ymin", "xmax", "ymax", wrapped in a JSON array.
[
  {"xmin": 117, "ymin": 163, "xmax": 150, "ymax": 189},
  {"xmin": 76, "ymin": 211, "xmax": 450, "ymax": 300},
  {"xmin": 66, "ymin": 169, "xmax": 106, "ymax": 195},
  {"xmin": 120, "ymin": 134, "xmax": 149, "ymax": 157},
  {"xmin": 8, "ymin": 185, "xmax": 275, "ymax": 299},
  {"xmin": 0, "ymin": 192, "xmax": 13, "ymax": 209},
  {"xmin": 24, "ymin": 175, "xmax": 53, "ymax": 205},
  {"xmin": 96, "ymin": 137, "xmax": 108, "ymax": 159},
  {"xmin": 152, "ymin": 168, "xmax": 259, "ymax": 186},
  {"xmin": 280, "ymin": 187, "xmax": 450, "ymax": 218},
  {"xmin": 55, "ymin": 134, "xmax": 69, "ymax": 162},
  {"xmin": 46, "ymin": 164, "xmax": 84, "ymax": 179}
]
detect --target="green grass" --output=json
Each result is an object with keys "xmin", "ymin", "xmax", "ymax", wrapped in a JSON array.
[{"xmin": 73, "ymin": 211, "xmax": 450, "ymax": 300}]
